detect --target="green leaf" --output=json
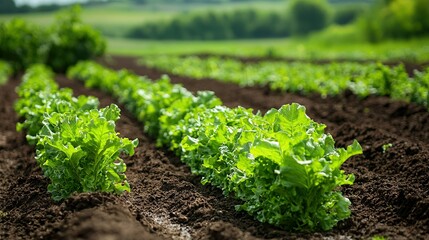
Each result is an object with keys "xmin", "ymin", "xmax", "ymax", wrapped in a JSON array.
[
  {"xmin": 236, "ymin": 154, "xmax": 255, "ymax": 176},
  {"xmin": 250, "ymin": 139, "xmax": 282, "ymax": 164}
]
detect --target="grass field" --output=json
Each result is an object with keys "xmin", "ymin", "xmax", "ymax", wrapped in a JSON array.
[{"xmin": 107, "ymin": 35, "xmax": 429, "ymax": 62}]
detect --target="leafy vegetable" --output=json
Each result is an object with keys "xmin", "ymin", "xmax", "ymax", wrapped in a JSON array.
[
  {"xmin": 15, "ymin": 65, "xmax": 99, "ymax": 144},
  {"xmin": 68, "ymin": 61, "xmax": 362, "ymax": 231},
  {"xmin": 0, "ymin": 60, "xmax": 12, "ymax": 85},
  {"xmin": 36, "ymin": 104, "xmax": 137, "ymax": 201},
  {"xmin": 142, "ymin": 56, "xmax": 429, "ymax": 109},
  {"xmin": 15, "ymin": 64, "xmax": 137, "ymax": 201},
  {"xmin": 179, "ymin": 104, "xmax": 361, "ymax": 230}
]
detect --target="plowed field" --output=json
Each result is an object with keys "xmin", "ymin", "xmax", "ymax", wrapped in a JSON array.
[{"xmin": 1, "ymin": 56, "xmax": 428, "ymax": 240}]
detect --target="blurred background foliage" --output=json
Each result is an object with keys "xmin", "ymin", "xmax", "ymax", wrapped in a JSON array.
[
  {"xmin": 362, "ymin": 0, "xmax": 429, "ymax": 42},
  {"xmin": 0, "ymin": 5, "xmax": 105, "ymax": 72},
  {"xmin": 2, "ymin": 0, "xmax": 428, "ymax": 41},
  {"xmin": 0, "ymin": 0, "xmax": 428, "ymax": 62}
]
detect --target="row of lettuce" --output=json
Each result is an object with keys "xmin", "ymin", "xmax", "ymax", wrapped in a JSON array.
[
  {"xmin": 67, "ymin": 61, "xmax": 362, "ymax": 231},
  {"xmin": 142, "ymin": 56, "xmax": 429, "ymax": 109},
  {"xmin": 14, "ymin": 64, "xmax": 137, "ymax": 201},
  {"xmin": 0, "ymin": 60, "xmax": 12, "ymax": 85}
]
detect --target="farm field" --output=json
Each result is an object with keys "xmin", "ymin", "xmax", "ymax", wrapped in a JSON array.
[
  {"xmin": 1, "ymin": 56, "xmax": 428, "ymax": 239},
  {"xmin": 1, "ymin": 0, "xmax": 429, "ymax": 239}
]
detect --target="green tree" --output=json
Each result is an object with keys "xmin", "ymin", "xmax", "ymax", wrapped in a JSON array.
[
  {"xmin": 0, "ymin": 0, "xmax": 17, "ymax": 13},
  {"xmin": 46, "ymin": 5, "xmax": 106, "ymax": 72},
  {"xmin": 132, "ymin": 0, "xmax": 147, "ymax": 4},
  {"xmin": 288, "ymin": 0, "xmax": 331, "ymax": 36}
]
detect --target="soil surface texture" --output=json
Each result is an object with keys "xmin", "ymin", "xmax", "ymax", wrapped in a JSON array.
[{"xmin": 1, "ymin": 55, "xmax": 428, "ymax": 240}]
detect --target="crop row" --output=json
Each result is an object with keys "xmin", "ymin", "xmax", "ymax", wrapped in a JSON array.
[
  {"xmin": 142, "ymin": 56, "xmax": 429, "ymax": 109},
  {"xmin": 14, "ymin": 65, "xmax": 137, "ymax": 201},
  {"xmin": 68, "ymin": 61, "xmax": 362, "ymax": 231},
  {"xmin": 0, "ymin": 60, "xmax": 12, "ymax": 85}
]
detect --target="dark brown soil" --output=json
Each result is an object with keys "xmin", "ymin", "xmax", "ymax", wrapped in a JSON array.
[{"xmin": 1, "ymin": 55, "xmax": 428, "ymax": 240}]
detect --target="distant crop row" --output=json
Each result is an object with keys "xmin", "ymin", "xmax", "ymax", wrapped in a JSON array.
[
  {"xmin": 15, "ymin": 65, "xmax": 137, "ymax": 201},
  {"xmin": 142, "ymin": 56, "xmax": 429, "ymax": 109},
  {"xmin": 68, "ymin": 61, "xmax": 362, "ymax": 231},
  {"xmin": 0, "ymin": 60, "xmax": 12, "ymax": 85}
]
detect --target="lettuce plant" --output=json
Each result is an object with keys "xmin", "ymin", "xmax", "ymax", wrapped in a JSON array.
[
  {"xmin": 180, "ymin": 104, "xmax": 361, "ymax": 231},
  {"xmin": 36, "ymin": 105, "xmax": 137, "ymax": 201},
  {"xmin": 0, "ymin": 60, "xmax": 12, "ymax": 85},
  {"xmin": 15, "ymin": 64, "xmax": 137, "ymax": 201},
  {"xmin": 15, "ymin": 65, "xmax": 99, "ymax": 144}
]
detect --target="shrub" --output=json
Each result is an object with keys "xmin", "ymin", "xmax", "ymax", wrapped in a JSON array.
[
  {"xmin": 363, "ymin": 0, "xmax": 429, "ymax": 42},
  {"xmin": 46, "ymin": 5, "xmax": 106, "ymax": 72},
  {"xmin": 0, "ymin": 5, "xmax": 106, "ymax": 72},
  {"xmin": 0, "ymin": 19, "xmax": 46, "ymax": 71}
]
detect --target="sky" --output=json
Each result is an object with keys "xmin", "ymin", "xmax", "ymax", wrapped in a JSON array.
[{"xmin": 14, "ymin": 0, "xmax": 88, "ymax": 7}]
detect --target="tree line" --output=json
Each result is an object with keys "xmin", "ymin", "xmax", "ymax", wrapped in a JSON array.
[
  {"xmin": 128, "ymin": 0, "xmax": 429, "ymax": 41},
  {"xmin": 128, "ymin": 0, "xmax": 361, "ymax": 40}
]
